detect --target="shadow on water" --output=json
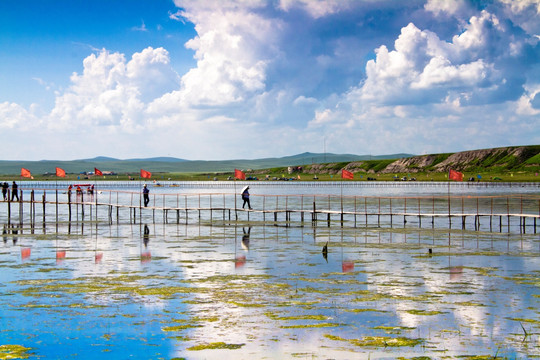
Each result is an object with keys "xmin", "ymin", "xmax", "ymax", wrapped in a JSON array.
[{"xmin": 0, "ymin": 221, "xmax": 538, "ymax": 359}]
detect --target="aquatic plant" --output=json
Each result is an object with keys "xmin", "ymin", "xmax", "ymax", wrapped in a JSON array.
[
  {"xmin": 187, "ymin": 342, "xmax": 245, "ymax": 351},
  {"xmin": 0, "ymin": 345, "xmax": 33, "ymax": 359}
]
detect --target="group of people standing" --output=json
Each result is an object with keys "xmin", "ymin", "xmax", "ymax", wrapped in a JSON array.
[{"xmin": 1, "ymin": 181, "xmax": 19, "ymax": 201}]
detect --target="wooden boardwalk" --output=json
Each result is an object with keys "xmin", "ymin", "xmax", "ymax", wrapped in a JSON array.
[{"xmin": 1, "ymin": 188, "xmax": 538, "ymax": 234}]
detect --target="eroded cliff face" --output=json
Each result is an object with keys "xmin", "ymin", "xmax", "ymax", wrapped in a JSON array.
[
  {"xmin": 380, "ymin": 146, "xmax": 536, "ymax": 173},
  {"xmin": 382, "ymin": 155, "xmax": 439, "ymax": 173},
  {"xmin": 282, "ymin": 146, "xmax": 538, "ymax": 175}
]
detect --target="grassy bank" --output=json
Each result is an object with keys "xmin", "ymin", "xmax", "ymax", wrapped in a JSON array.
[{"xmin": 1, "ymin": 169, "xmax": 538, "ymax": 182}]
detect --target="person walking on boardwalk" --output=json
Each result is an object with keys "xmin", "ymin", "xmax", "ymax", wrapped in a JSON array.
[
  {"xmin": 143, "ymin": 184, "xmax": 150, "ymax": 207},
  {"xmin": 241, "ymin": 186, "xmax": 252, "ymax": 210},
  {"xmin": 11, "ymin": 181, "xmax": 19, "ymax": 201},
  {"xmin": 2, "ymin": 182, "xmax": 8, "ymax": 201}
]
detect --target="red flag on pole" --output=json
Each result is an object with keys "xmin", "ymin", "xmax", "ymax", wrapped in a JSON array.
[
  {"xmin": 56, "ymin": 167, "xmax": 66, "ymax": 177},
  {"xmin": 140, "ymin": 169, "xmax": 152, "ymax": 179},
  {"xmin": 341, "ymin": 169, "xmax": 354, "ymax": 180},
  {"xmin": 21, "ymin": 168, "xmax": 33, "ymax": 178},
  {"xmin": 94, "ymin": 168, "xmax": 103, "ymax": 176},
  {"xmin": 449, "ymin": 169, "xmax": 464, "ymax": 181},
  {"xmin": 234, "ymin": 169, "xmax": 246, "ymax": 180}
]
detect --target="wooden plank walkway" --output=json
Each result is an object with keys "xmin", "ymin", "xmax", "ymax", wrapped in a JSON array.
[{"xmin": 2, "ymin": 199, "xmax": 538, "ymax": 234}]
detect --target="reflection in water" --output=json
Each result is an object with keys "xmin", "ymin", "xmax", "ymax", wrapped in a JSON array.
[
  {"xmin": 241, "ymin": 227, "xmax": 250, "ymax": 251},
  {"xmin": 0, "ymin": 222, "xmax": 537, "ymax": 359},
  {"xmin": 56, "ymin": 250, "xmax": 66, "ymax": 264},
  {"xmin": 341, "ymin": 260, "xmax": 354, "ymax": 272},
  {"xmin": 21, "ymin": 247, "xmax": 31, "ymax": 261},
  {"xmin": 322, "ymin": 241, "xmax": 328, "ymax": 262},
  {"xmin": 141, "ymin": 224, "xmax": 151, "ymax": 263}
]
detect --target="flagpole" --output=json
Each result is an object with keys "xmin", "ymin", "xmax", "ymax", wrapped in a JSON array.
[
  {"xmin": 448, "ymin": 170, "xmax": 451, "ymax": 224},
  {"xmin": 234, "ymin": 178, "xmax": 237, "ymax": 219}
]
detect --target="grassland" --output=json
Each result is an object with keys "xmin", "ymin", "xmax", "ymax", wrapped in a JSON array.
[{"xmin": 1, "ymin": 145, "xmax": 538, "ymax": 182}]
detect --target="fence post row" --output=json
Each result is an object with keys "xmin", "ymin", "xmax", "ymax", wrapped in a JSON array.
[{"xmin": 1, "ymin": 188, "xmax": 538, "ymax": 234}]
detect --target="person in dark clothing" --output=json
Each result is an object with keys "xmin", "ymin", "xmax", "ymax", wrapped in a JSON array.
[
  {"xmin": 143, "ymin": 184, "xmax": 150, "ymax": 207},
  {"xmin": 241, "ymin": 186, "xmax": 252, "ymax": 209},
  {"xmin": 11, "ymin": 181, "xmax": 19, "ymax": 201},
  {"xmin": 2, "ymin": 182, "xmax": 8, "ymax": 201}
]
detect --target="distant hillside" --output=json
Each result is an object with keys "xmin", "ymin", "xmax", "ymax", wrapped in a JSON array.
[
  {"xmin": 302, "ymin": 145, "xmax": 540, "ymax": 175},
  {"xmin": 2, "ymin": 146, "xmax": 537, "ymax": 176},
  {"xmin": 0, "ymin": 152, "xmax": 412, "ymax": 175}
]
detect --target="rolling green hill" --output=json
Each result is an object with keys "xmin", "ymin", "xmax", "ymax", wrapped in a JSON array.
[
  {"xmin": 1, "ymin": 146, "xmax": 538, "ymax": 181},
  {"xmin": 0, "ymin": 152, "xmax": 408, "ymax": 175}
]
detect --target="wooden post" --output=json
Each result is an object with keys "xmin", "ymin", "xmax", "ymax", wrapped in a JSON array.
[
  {"xmin": 68, "ymin": 189, "xmax": 72, "ymax": 222},
  {"xmin": 432, "ymin": 196, "xmax": 435, "ymax": 227},
  {"xmin": 56, "ymin": 189, "xmax": 59, "ymax": 223},
  {"xmin": 378, "ymin": 198, "xmax": 380, "ymax": 227},
  {"xmin": 81, "ymin": 192, "xmax": 85, "ymax": 221},
  {"xmin": 18, "ymin": 190, "xmax": 23, "ymax": 225},
  {"xmin": 42, "ymin": 192, "xmax": 46, "ymax": 224},
  {"xmin": 403, "ymin": 197, "xmax": 407, "ymax": 225},
  {"xmin": 301, "ymin": 195, "xmax": 304, "ymax": 225},
  {"xmin": 418, "ymin": 198, "xmax": 421, "ymax": 228},
  {"xmin": 490, "ymin": 197, "xmax": 493, "ymax": 231},
  {"xmin": 364, "ymin": 197, "xmax": 367, "ymax": 226},
  {"xmin": 353, "ymin": 196, "xmax": 356, "ymax": 228},
  {"xmin": 389, "ymin": 198, "xmax": 392, "ymax": 227},
  {"xmin": 30, "ymin": 190, "xmax": 34, "ymax": 224},
  {"xmin": 448, "ymin": 195, "xmax": 452, "ymax": 228},
  {"xmin": 507, "ymin": 197, "xmax": 510, "ymax": 233}
]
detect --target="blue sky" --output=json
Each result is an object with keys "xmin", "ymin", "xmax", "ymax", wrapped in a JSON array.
[{"xmin": 1, "ymin": 0, "xmax": 539, "ymax": 160}]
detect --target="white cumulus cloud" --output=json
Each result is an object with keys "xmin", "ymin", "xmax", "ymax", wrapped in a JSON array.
[{"xmin": 49, "ymin": 47, "xmax": 179, "ymax": 131}]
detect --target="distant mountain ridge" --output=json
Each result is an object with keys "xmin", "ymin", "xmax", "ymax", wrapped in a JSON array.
[{"xmin": 0, "ymin": 152, "xmax": 411, "ymax": 175}]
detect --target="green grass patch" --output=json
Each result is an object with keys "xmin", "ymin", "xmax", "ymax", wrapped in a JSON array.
[{"xmin": 187, "ymin": 342, "xmax": 245, "ymax": 351}]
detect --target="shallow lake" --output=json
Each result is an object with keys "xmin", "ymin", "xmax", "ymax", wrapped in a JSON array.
[{"xmin": 0, "ymin": 183, "xmax": 538, "ymax": 359}]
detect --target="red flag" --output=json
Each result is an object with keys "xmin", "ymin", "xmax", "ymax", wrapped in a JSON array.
[
  {"xmin": 140, "ymin": 169, "xmax": 152, "ymax": 179},
  {"xmin": 449, "ymin": 169, "xmax": 463, "ymax": 181},
  {"xmin": 56, "ymin": 167, "xmax": 66, "ymax": 177},
  {"xmin": 341, "ymin": 169, "xmax": 354, "ymax": 180},
  {"xmin": 234, "ymin": 169, "xmax": 246, "ymax": 180},
  {"xmin": 94, "ymin": 168, "xmax": 103, "ymax": 176},
  {"xmin": 21, "ymin": 168, "xmax": 33, "ymax": 178}
]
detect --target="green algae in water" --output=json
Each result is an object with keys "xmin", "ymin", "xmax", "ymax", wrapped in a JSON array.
[
  {"xmin": 265, "ymin": 312, "xmax": 329, "ymax": 321},
  {"xmin": 227, "ymin": 300, "xmax": 266, "ymax": 308},
  {"xmin": 187, "ymin": 342, "xmax": 245, "ymax": 351},
  {"xmin": 324, "ymin": 334, "xmax": 423, "ymax": 348},
  {"xmin": 280, "ymin": 322, "xmax": 342, "ymax": 329},
  {"xmin": 162, "ymin": 324, "xmax": 202, "ymax": 332},
  {"xmin": 404, "ymin": 309, "xmax": 446, "ymax": 316},
  {"xmin": 345, "ymin": 308, "xmax": 390, "ymax": 313},
  {"xmin": 373, "ymin": 326, "xmax": 416, "ymax": 334},
  {"xmin": 0, "ymin": 345, "xmax": 33, "ymax": 360}
]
